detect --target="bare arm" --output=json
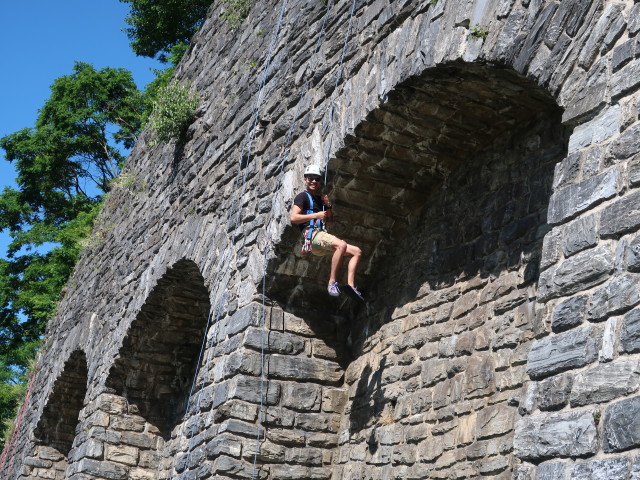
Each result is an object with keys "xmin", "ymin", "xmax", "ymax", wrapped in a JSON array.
[
  {"xmin": 322, "ymin": 195, "xmax": 334, "ymax": 226},
  {"xmin": 290, "ymin": 204, "xmax": 328, "ymax": 224}
]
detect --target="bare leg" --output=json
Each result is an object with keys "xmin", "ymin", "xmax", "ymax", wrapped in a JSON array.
[
  {"xmin": 345, "ymin": 244, "xmax": 362, "ymax": 287},
  {"xmin": 329, "ymin": 239, "xmax": 347, "ymax": 284}
]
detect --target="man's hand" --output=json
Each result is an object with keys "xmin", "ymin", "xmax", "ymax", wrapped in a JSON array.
[
  {"xmin": 321, "ymin": 195, "xmax": 331, "ymax": 207},
  {"xmin": 316, "ymin": 211, "xmax": 329, "ymax": 221}
]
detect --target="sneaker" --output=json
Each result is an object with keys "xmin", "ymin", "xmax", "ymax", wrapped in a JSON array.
[
  {"xmin": 328, "ymin": 281, "xmax": 341, "ymax": 297},
  {"xmin": 344, "ymin": 285, "xmax": 365, "ymax": 302}
]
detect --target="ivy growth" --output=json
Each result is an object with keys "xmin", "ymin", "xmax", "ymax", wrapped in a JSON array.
[
  {"xmin": 222, "ymin": 0, "xmax": 254, "ymax": 28},
  {"xmin": 469, "ymin": 24, "xmax": 489, "ymax": 40},
  {"xmin": 149, "ymin": 80, "xmax": 200, "ymax": 144}
]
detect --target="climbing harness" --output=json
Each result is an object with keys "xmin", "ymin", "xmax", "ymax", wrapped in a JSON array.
[{"xmin": 301, "ymin": 192, "xmax": 326, "ymax": 254}]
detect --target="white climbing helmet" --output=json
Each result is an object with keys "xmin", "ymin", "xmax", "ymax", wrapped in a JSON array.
[{"xmin": 304, "ymin": 165, "xmax": 322, "ymax": 177}]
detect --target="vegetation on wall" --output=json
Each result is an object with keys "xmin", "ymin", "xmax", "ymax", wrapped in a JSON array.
[
  {"xmin": 0, "ymin": 62, "xmax": 146, "ymax": 447},
  {"xmin": 0, "ymin": 0, "xmax": 205, "ymax": 450},
  {"xmin": 149, "ymin": 80, "xmax": 200, "ymax": 144}
]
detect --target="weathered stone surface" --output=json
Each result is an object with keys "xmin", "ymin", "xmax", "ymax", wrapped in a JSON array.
[
  {"xmin": 625, "ymin": 233, "xmax": 640, "ymax": 272},
  {"xmin": 535, "ymin": 461, "xmax": 566, "ymax": 480},
  {"xmin": 268, "ymin": 355, "xmax": 343, "ymax": 383},
  {"xmin": 514, "ymin": 411, "xmax": 598, "ymax": 460},
  {"xmin": 571, "ymin": 457, "xmax": 630, "ymax": 480},
  {"xmin": 567, "ymin": 105, "xmax": 619, "ymax": 153},
  {"xmin": 599, "ymin": 189, "xmax": 640, "ymax": 237},
  {"xmin": 552, "ymin": 295, "xmax": 588, "ymax": 333},
  {"xmin": 589, "ymin": 274, "xmax": 640, "ymax": 320},
  {"xmin": 563, "ymin": 214, "xmax": 597, "ymax": 257},
  {"xmin": 243, "ymin": 327, "xmax": 305, "ymax": 354},
  {"xmin": 599, "ymin": 316, "xmax": 618, "ymax": 362},
  {"xmin": 548, "ymin": 169, "xmax": 618, "ymax": 224},
  {"xmin": 476, "ymin": 404, "xmax": 515, "ymax": 440},
  {"xmin": 570, "ymin": 361, "xmax": 640, "ymax": 407},
  {"xmin": 538, "ymin": 245, "xmax": 613, "ymax": 301},
  {"xmin": 526, "ymin": 326, "xmax": 600, "ymax": 379},
  {"xmin": 604, "ymin": 396, "xmax": 640, "ymax": 452},
  {"xmin": 537, "ymin": 373, "xmax": 573, "ymax": 411},
  {"xmin": 622, "ymin": 308, "xmax": 640, "ymax": 353}
]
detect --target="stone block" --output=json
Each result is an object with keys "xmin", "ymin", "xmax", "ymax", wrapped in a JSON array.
[
  {"xmin": 553, "ymin": 152, "xmax": 581, "ymax": 190},
  {"xmin": 535, "ymin": 461, "xmax": 566, "ymax": 480},
  {"xmin": 243, "ymin": 327, "xmax": 305, "ymax": 354},
  {"xmin": 599, "ymin": 189, "xmax": 640, "ymax": 237},
  {"xmin": 589, "ymin": 273, "xmax": 640, "ymax": 320},
  {"xmin": 547, "ymin": 169, "xmax": 618, "ymax": 224},
  {"xmin": 105, "ymin": 444, "xmax": 138, "ymax": 466},
  {"xmin": 476, "ymin": 404, "xmax": 515, "ymax": 440},
  {"xmin": 570, "ymin": 361, "xmax": 640, "ymax": 407},
  {"xmin": 526, "ymin": 326, "xmax": 600, "ymax": 379},
  {"xmin": 76, "ymin": 459, "xmax": 128, "ymax": 480},
  {"xmin": 267, "ymin": 355, "xmax": 343, "ymax": 383},
  {"xmin": 625, "ymin": 233, "xmax": 640, "ymax": 272},
  {"xmin": 464, "ymin": 354, "xmax": 495, "ymax": 399},
  {"xmin": 563, "ymin": 214, "xmax": 597, "ymax": 257},
  {"xmin": 206, "ymin": 434, "xmax": 242, "ymax": 458},
  {"xmin": 604, "ymin": 396, "xmax": 640, "ymax": 452},
  {"xmin": 552, "ymin": 295, "xmax": 588, "ymax": 333},
  {"xmin": 599, "ymin": 316, "xmax": 618, "ymax": 362},
  {"xmin": 282, "ymin": 382, "xmax": 322, "ymax": 411},
  {"xmin": 611, "ymin": 60, "xmax": 640, "ymax": 101},
  {"xmin": 622, "ymin": 308, "xmax": 640, "ymax": 353},
  {"xmin": 540, "ymin": 228, "xmax": 562, "ymax": 271},
  {"xmin": 230, "ymin": 375, "xmax": 281, "ymax": 405},
  {"xmin": 577, "ymin": 3, "xmax": 624, "ymax": 69},
  {"xmin": 612, "ymin": 39, "xmax": 634, "ymax": 73},
  {"xmin": 514, "ymin": 410, "xmax": 598, "ymax": 460},
  {"xmin": 568, "ymin": 105, "xmax": 619, "ymax": 152},
  {"xmin": 537, "ymin": 245, "xmax": 613, "ymax": 301},
  {"xmin": 294, "ymin": 412, "xmax": 340, "ymax": 433},
  {"xmin": 570, "ymin": 456, "xmax": 629, "ymax": 480}
]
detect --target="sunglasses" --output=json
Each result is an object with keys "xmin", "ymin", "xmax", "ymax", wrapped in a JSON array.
[{"xmin": 305, "ymin": 175, "xmax": 322, "ymax": 182}]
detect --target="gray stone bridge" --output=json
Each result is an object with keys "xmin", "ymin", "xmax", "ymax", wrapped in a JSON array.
[{"xmin": 2, "ymin": 0, "xmax": 640, "ymax": 478}]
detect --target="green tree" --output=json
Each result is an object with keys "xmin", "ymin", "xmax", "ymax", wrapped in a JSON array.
[
  {"xmin": 120, "ymin": 0, "xmax": 212, "ymax": 61},
  {"xmin": 0, "ymin": 62, "xmax": 146, "ymax": 447}
]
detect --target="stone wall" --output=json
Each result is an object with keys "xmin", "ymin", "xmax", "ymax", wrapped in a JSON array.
[{"xmin": 2, "ymin": 0, "xmax": 640, "ymax": 479}]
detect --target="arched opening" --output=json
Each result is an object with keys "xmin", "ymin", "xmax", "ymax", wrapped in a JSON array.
[
  {"xmin": 268, "ymin": 61, "xmax": 569, "ymax": 478},
  {"xmin": 76, "ymin": 259, "xmax": 212, "ymax": 479},
  {"xmin": 28, "ymin": 350, "xmax": 87, "ymax": 480}
]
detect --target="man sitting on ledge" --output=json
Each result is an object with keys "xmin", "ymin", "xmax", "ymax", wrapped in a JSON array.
[{"xmin": 290, "ymin": 165, "xmax": 364, "ymax": 300}]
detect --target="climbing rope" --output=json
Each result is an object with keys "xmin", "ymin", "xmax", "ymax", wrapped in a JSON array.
[
  {"xmin": 0, "ymin": 374, "xmax": 35, "ymax": 479},
  {"xmin": 322, "ymin": 0, "xmax": 359, "ymax": 184},
  {"xmin": 276, "ymin": 0, "xmax": 335, "ymax": 173},
  {"xmin": 172, "ymin": 0, "xmax": 361, "ymax": 476},
  {"xmin": 170, "ymin": 1, "xmax": 290, "ymax": 478}
]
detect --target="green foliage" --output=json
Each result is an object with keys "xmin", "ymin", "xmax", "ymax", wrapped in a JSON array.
[
  {"xmin": 222, "ymin": 0, "xmax": 254, "ymax": 28},
  {"xmin": 143, "ymin": 43, "xmax": 188, "ymax": 114},
  {"xmin": 149, "ymin": 81, "xmax": 199, "ymax": 144},
  {"xmin": 120, "ymin": 0, "xmax": 212, "ymax": 61},
  {"xmin": 469, "ymin": 24, "xmax": 489, "ymax": 40},
  {"xmin": 0, "ymin": 359, "xmax": 31, "ymax": 450},
  {"xmin": 0, "ymin": 63, "xmax": 146, "ymax": 441}
]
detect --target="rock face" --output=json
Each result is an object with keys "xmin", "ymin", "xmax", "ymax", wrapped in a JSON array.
[{"xmin": 2, "ymin": 0, "xmax": 640, "ymax": 479}]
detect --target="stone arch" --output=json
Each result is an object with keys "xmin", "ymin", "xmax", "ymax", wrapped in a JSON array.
[
  {"xmin": 106, "ymin": 259, "xmax": 211, "ymax": 438},
  {"xmin": 267, "ymin": 60, "xmax": 570, "ymax": 478},
  {"xmin": 65, "ymin": 259, "xmax": 212, "ymax": 479},
  {"xmin": 28, "ymin": 350, "xmax": 88, "ymax": 479}
]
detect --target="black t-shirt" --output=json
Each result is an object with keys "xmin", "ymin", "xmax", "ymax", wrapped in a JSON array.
[{"xmin": 293, "ymin": 191, "xmax": 331, "ymax": 231}]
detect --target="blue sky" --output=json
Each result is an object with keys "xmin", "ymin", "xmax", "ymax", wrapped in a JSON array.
[{"xmin": 0, "ymin": 1, "xmax": 163, "ymax": 256}]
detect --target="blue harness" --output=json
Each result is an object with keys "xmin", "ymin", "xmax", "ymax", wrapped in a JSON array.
[{"xmin": 301, "ymin": 192, "xmax": 324, "ymax": 254}]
